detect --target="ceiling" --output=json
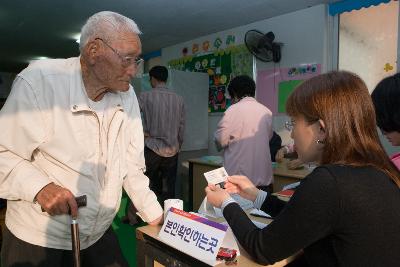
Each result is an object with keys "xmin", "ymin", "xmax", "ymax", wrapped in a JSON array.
[{"xmin": 0, "ymin": 0, "xmax": 340, "ymax": 73}]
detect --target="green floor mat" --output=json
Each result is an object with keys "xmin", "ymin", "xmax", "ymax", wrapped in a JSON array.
[{"xmin": 112, "ymin": 194, "xmax": 145, "ymax": 267}]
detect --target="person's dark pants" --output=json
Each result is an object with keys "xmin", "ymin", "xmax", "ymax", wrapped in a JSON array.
[
  {"xmin": 123, "ymin": 200, "xmax": 141, "ymax": 226},
  {"xmin": 144, "ymin": 146, "xmax": 178, "ymax": 201},
  {"xmin": 1, "ymin": 226, "xmax": 128, "ymax": 267}
]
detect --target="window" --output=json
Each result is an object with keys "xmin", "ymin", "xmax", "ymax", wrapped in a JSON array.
[{"xmin": 338, "ymin": 0, "xmax": 399, "ymax": 92}]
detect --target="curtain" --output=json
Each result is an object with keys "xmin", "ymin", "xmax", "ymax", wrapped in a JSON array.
[{"xmin": 329, "ymin": 0, "xmax": 392, "ymax": 16}]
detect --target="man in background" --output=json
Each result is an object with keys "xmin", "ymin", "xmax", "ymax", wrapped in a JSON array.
[
  {"xmin": 140, "ymin": 66, "xmax": 185, "ymax": 200},
  {"xmin": 123, "ymin": 66, "xmax": 185, "ymax": 225},
  {"xmin": 215, "ymin": 75, "xmax": 274, "ymax": 193},
  {"xmin": 0, "ymin": 11, "xmax": 162, "ymax": 266}
]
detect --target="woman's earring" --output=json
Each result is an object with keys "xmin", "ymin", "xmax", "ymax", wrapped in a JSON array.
[{"xmin": 316, "ymin": 139, "xmax": 325, "ymax": 144}]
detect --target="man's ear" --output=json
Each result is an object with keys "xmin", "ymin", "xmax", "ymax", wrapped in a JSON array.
[{"xmin": 85, "ymin": 40, "xmax": 100, "ymax": 64}]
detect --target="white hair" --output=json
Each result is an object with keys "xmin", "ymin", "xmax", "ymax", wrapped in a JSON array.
[{"xmin": 79, "ymin": 11, "xmax": 141, "ymax": 51}]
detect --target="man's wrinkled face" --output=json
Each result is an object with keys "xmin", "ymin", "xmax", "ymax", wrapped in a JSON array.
[{"xmin": 94, "ymin": 32, "xmax": 142, "ymax": 92}]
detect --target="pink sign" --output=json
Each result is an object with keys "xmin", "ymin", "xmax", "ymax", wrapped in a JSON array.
[{"xmin": 256, "ymin": 64, "xmax": 321, "ymax": 114}]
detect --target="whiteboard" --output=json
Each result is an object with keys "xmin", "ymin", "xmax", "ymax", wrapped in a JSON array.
[{"xmin": 132, "ymin": 70, "xmax": 209, "ymax": 151}]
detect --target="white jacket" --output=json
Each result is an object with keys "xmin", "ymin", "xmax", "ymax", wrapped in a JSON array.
[{"xmin": 0, "ymin": 57, "xmax": 162, "ymax": 249}]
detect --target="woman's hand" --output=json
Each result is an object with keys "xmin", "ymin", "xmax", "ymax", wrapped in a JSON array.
[
  {"xmin": 205, "ymin": 184, "xmax": 230, "ymax": 208},
  {"xmin": 224, "ymin": 175, "xmax": 259, "ymax": 202}
]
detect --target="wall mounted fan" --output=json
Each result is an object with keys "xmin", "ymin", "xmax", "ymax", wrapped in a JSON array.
[{"xmin": 244, "ymin": 30, "xmax": 282, "ymax": 63}]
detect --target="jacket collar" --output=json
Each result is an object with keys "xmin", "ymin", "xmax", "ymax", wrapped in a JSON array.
[
  {"xmin": 239, "ymin": 96, "xmax": 256, "ymax": 102},
  {"xmin": 69, "ymin": 57, "xmax": 124, "ymax": 113}
]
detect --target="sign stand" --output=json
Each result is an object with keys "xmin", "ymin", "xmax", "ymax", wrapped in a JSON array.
[{"xmin": 159, "ymin": 208, "xmax": 240, "ymax": 266}]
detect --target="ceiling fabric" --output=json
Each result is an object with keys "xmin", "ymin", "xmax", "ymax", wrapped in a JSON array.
[{"xmin": 329, "ymin": 0, "xmax": 392, "ymax": 15}]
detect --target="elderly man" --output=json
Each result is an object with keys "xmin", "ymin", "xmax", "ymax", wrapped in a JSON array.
[{"xmin": 0, "ymin": 11, "xmax": 162, "ymax": 266}]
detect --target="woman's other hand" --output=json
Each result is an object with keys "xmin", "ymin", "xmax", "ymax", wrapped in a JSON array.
[
  {"xmin": 224, "ymin": 175, "xmax": 259, "ymax": 202},
  {"xmin": 205, "ymin": 184, "xmax": 230, "ymax": 208}
]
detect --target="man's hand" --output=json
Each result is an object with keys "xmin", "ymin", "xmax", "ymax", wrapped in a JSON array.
[
  {"xmin": 148, "ymin": 215, "xmax": 163, "ymax": 226},
  {"xmin": 35, "ymin": 183, "xmax": 78, "ymax": 218}
]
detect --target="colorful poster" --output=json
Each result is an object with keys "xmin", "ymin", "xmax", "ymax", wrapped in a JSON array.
[
  {"xmin": 168, "ymin": 45, "xmax": 253, "ymax": 113},
  {"xmin": 256, "ymin": 64, "xmax": 321, "ymax": 114}
]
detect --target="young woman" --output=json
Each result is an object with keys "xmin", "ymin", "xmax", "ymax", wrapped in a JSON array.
[
  {"xmin": 371, "ymin": 73, "xmax": 400, "ymax": 169},
  {"xmin": 206, "ymin": 71, "xmax": 400, "ymax": 266}
]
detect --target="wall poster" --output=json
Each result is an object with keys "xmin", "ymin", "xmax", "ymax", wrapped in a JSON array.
[{"xmin": 168, "ymin": 45, "xmax": 253, "ymax": 113}]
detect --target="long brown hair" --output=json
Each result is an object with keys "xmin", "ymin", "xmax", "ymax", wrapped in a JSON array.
[{"xmin": 286, "ymin": 71, "xmax": 400, "ymax": 186}]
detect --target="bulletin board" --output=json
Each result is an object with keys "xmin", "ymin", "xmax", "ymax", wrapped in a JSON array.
[
  {"xmin": 256, "ymin": 64, "xmax": 321, "ymax": 114},
  {"xmin": 168, "ymin": 45, "xmax": 253, "ymax": 113}
]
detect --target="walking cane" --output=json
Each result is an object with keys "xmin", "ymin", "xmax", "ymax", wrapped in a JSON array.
[{"xmin": 71, "ymin": 195, "xmax": 87, "ymax": 267}]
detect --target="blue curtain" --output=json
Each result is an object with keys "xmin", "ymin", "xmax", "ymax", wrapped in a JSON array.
[{"xmin": 329, "ymin": 0, "xmax": 392, "ymax": 16}]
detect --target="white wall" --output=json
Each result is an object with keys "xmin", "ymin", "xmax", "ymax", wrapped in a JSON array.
[
  {"xmin": 162, "ymin": 5, "xmax": 329, "ymax": 70},
  {"xmin": 162, "ymin": 4, "xmax": 331, "ymax": 155}
]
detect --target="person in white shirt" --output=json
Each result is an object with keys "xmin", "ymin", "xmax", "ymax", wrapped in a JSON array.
[{"xmin": 0, "ymin": 11, "xmax": 162, "ymax": 266}]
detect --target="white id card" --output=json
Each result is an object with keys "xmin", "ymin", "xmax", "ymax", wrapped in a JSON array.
[{"xmin": 203, "ymin": 167, "xmax": 228, "ymax": 187}]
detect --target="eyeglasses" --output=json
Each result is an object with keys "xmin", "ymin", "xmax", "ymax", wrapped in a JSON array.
[
  {"xmin": 285, "ymin": 121, "xmax": 295, "ymax": 131},
  {"xmin": 95, "ymin": 38, "xmax": 143, "ymax": 68},
  {"xmin": 285, "ymin": 119, "xmax": 320, "ymax": 131}
]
